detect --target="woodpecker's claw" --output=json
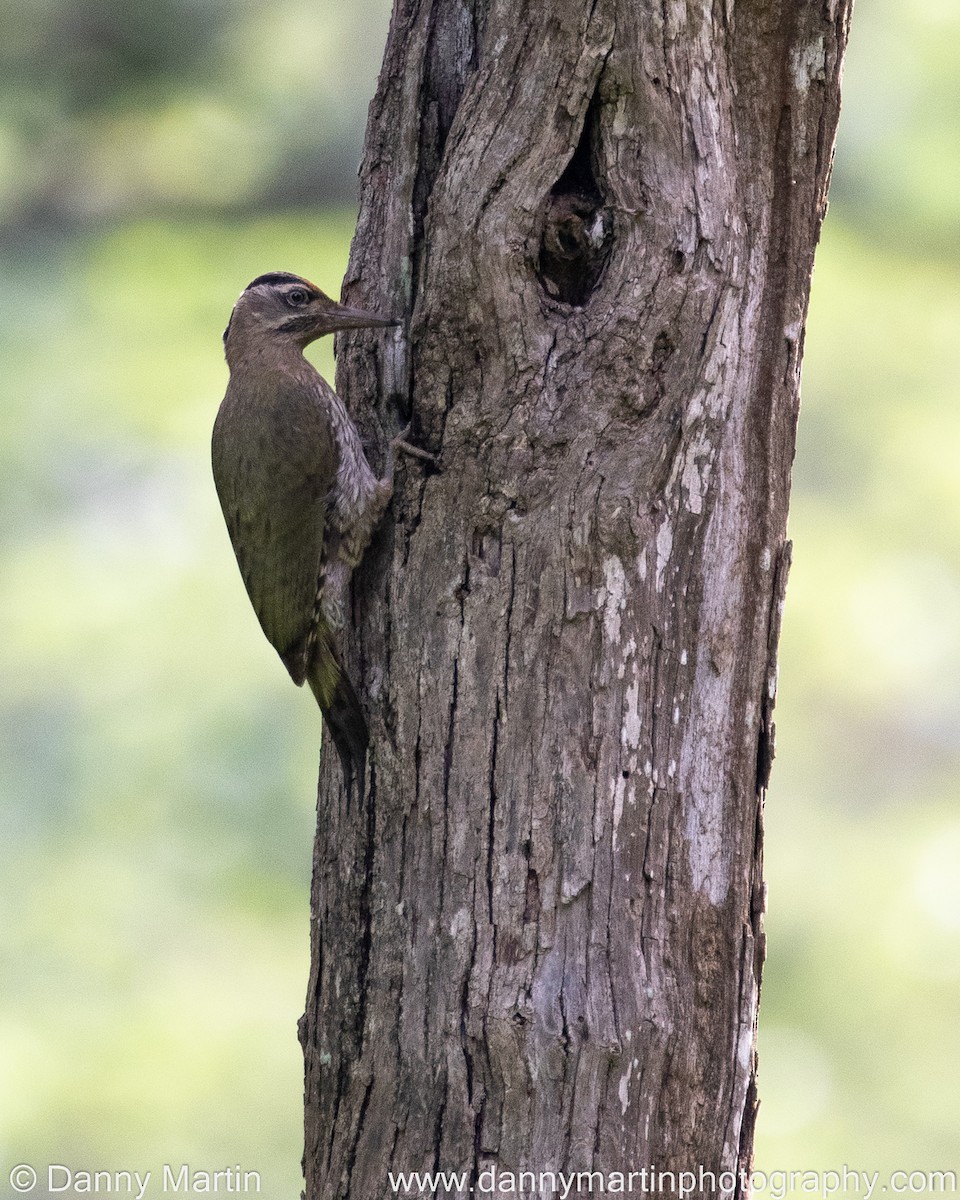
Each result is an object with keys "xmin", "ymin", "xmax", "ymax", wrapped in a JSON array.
[{"xmin": 391, "ymin": 425, "xmax": 438, "ymax": 466}]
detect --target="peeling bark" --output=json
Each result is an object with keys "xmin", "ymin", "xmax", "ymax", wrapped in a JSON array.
[{"xmin": 300, "ymin": 0, "xmax": 851, "ymax": 1196}]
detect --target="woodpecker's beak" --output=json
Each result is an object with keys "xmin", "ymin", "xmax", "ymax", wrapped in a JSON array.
[{"xmin": 327, "ymin": 302, "xmax": 400, "ymax": 331}]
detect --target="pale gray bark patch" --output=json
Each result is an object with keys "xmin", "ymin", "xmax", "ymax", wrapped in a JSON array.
[{"xmin": 300, "ymin": 0, "xmax": 852, "ymax": 1196}]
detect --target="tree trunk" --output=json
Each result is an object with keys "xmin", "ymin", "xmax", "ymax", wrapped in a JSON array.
[{"xmin": 299, "ymin": 0, "xmax": 851, "ymax": 1195}]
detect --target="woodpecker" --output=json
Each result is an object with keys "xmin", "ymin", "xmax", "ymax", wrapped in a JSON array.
[{"xmin": 212, "ymin": 271, "xmax": 405, "ymax": 784}]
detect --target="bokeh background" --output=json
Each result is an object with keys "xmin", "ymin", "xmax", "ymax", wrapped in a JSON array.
[{"xmin": 0, "ymin": 0, "xmax": 957, "ymax": 1194}]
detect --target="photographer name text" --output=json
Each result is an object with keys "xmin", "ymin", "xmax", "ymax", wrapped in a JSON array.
[{"xmin": 8, "ymin": 1163, "xmax": 261, "ymax": 1196}]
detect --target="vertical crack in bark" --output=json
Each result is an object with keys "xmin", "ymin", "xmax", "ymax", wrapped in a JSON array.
[
  {"xmin": 502, "ymin": 542, "xmax": 517, "ymax": 710},
  {"xmin": 431, "ymin": 1089, "xmax": 447, "ymax": 1172},
  {"xmin": 461, "ymin": 884, "xmax": 485, "ymax": 1187},
  {"xmin": 443, "ymin": 661, "xmax": 460, "ymax": 808},
  {"xmin": 356, "ymin": 762, "xmax": 378, "ymax": 1050},
  {"xmin": 438, "ymin": 647, "xmax": 460, "ymax": 942},
  {"xmin": 557, "ymin": 933, "xmax": 576, "ymax": 1168},
  {"xmin": 460, "ymin": 921, "xmax": 477, "ymax": 1102},
  {"xmin": 401, "ymin": 474, "xmax": 431, "ymax": 569},
  {"xmin": 755, "ymin": 541, "xmax": 792, "ymax": 795},
  {"xmin": 641, "ymin": 786, "xmax": 659, "ymax": 895},
  {"xmin": 747, "ymin": 95, "xmax": 799, "ymax": 501},
  {"xmin": 603, "ymin": 798, "xmax": 622, "ymax": 1044},
  {"xmin": 413, "ymin": 657, "xmax": 425, "ymax": 814},
  {"xmin": 469, "ymin": 1101, "xmax": 486, "ymax": 1195},
  {"xmin": 398, "ymin": 807, "xmax": 410, "ymax": 900},
  {"xmin": 732, "ymin": 922, "xmax": 761, "ymax": 1199},
  {"xmin": 411, "ymin": 0, "xmax": 482, "ymax": 304},
  {"xmin": 486, "ymin": 697, "xmax": 499, "ymax": 927},
  {"xmin": 734, "ymin": 1072, "xmax": 760, "ymax": 1200},
  {"xmin": 698, "ymin": 287, "xmax": 728, "ymax": 360},
  {"xmin": 343, "ymin": 1077, "xmax": 374, "ymax": 1196},
  {"xmin": 648, "ymin": 625, "xmax": 664, "ymax": 781}
]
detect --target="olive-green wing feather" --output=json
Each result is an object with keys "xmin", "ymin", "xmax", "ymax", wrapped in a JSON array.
[{"xmin": 212, "ymin": 372, "xmax": 338, "ymax": 686}]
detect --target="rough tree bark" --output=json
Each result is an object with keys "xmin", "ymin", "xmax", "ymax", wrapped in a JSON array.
[{"xmin": 299, "ymin": 0, "xmax": 851, "ymax": 1196}]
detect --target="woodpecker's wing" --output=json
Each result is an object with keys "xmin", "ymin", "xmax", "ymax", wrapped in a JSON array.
[{"xmin": 212, "ymin": 372, "xmax": 339, "ymax": 686}]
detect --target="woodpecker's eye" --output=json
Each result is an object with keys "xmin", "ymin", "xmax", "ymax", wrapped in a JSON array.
[{"xmin": 286, "ymin": 287, "xmax": 310, "ymax": 307}]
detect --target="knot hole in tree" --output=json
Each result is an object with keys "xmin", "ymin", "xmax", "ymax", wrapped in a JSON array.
[{"xmin": 537, "ymin": 94, "xmax": 613, "ymax": 306}]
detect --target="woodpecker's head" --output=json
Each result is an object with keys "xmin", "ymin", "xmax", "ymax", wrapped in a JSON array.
[{"xmin": 223, "ymin": 272, "xmax": 398, "ymax": 359}]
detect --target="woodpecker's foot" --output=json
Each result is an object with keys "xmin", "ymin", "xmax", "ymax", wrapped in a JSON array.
[{"xmin": 391, "ymin": 425, "xmax": 438, "ymax": 466}]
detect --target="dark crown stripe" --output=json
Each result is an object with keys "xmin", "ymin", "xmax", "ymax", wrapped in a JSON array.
[{"xmin": 245, "ymin": 272, "xmax": 307, "ymax": 291}]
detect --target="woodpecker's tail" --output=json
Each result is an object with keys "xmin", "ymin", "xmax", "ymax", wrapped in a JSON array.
[{"xmin": 306, "ymin": 629, "xmax": 368, "ymax": 787}]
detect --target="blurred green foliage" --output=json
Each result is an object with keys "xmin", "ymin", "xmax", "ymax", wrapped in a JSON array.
[
  {"xmin": 0, "ymin": 0, "xmax": 958, "ymax": 1194},
  {"xmin": 758, "ymin": 224, "xmax": 960, "ymax": 1173},
  {"xmin": 756, "ymin": 0, "xmax": 960, "ymax": 1175},
  {"xmin": 0, "ymin": 0, "xmax": 391, "ymax": 225}
]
